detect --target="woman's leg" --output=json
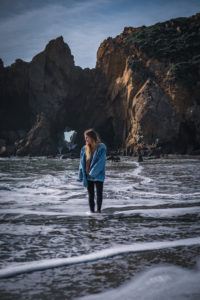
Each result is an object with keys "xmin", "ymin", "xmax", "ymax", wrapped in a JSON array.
[
  {"xmin": 95, "ymin": 181, "xmax": 103, "ymax": 212},
  {"xmin": 87, "ymin": 180, "xmax": 95, "ymax": 212}
]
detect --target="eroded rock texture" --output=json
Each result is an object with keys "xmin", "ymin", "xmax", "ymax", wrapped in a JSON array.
[
  {"xmin": 96, "ymin": 13, "xmax": 200, "ymax": 153},
  {"xmin": 0, "ymin": 13, "xmax": 200, "ymax": 156}
]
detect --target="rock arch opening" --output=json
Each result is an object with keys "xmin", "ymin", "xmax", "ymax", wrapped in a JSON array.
[{"xmin": 57, "ymin": 127, "xmax": 77, "ymax": 155}]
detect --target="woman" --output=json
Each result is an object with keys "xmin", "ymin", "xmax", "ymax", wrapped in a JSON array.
[{"xmin": 78, "ymin": 129, "xmax": 107, "ymax": 213}]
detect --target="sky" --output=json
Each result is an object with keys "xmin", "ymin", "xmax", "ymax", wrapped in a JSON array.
[{"xmin": 0, "ymin": 0, "xmax": 199, "ymax": 69}]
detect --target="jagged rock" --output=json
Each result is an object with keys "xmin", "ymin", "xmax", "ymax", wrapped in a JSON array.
[
  {"xmin": 128, "ymin": 79, "xmax": 179, "ymax": 148},
  {"xmin": 16, "ymin": 112, "xmax": 57, "ymax": 156},
  {"xmin": 0, "ymin": 14, "xmax": 200, "ymax": 156},
  {"xmin": 96, "ymin": 13, "xmax": 200, "ymax": 153}
]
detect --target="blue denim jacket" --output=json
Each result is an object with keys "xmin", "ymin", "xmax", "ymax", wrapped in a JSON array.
[{"xmin": 78, "ymin": 143, "xmax": 107, "ymax": 187}]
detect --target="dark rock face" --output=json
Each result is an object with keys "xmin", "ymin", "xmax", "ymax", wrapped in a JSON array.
[
  {"xmin": 16, "ymin": 112, "xmax": 57, "ymax": 156},
  {"xmin": 0, "ymin": 14, "xmax": 200, "ymax": 156},
  {"xmin": 0, "ymin": 58, "xmax": 30, "ymax": 131},
  {"xmin": 0, "ymin": 37, "xmax": 111, "ymax": 156},
  {"xmin": 129, "ymin": 79, "xmax": 180, "ymax": 146},
  {"xmin": 96, "ymin": 13, "xmax": 200, "ymax": 154}
]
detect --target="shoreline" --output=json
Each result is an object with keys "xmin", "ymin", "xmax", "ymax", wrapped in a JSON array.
[{"xmin": 1, "ymin": 154, "xmax": 200, "ymax": 160}]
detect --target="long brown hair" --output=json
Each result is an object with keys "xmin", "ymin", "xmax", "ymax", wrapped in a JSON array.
[{"xmin": 84, "ymin": 129, "xmax": 101, "ymax": 160}]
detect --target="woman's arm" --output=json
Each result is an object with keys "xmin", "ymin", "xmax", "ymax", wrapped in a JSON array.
[{"xmin": 89, "ymin": 146, "xmax": 106, "ymax": 178}]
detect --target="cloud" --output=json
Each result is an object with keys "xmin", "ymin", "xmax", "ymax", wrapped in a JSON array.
[
  {"xmin": 0, "ymin": 0, "xmax": 115, "ymax": 67},
  {"xmin": 0, "ymin": 0, "xmax": 199, "ymax": 68}
]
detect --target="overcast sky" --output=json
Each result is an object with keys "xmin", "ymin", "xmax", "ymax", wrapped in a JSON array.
[{"xmin": 0, "ymin": 0, "xmax": 199, "ymax": 68}]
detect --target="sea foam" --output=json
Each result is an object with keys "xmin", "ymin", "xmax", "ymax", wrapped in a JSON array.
[
  {"xmin": 0, "ymin": 237, "xmax": 200, "ymax": 279},
  {"xmin": 78, "ymin": 261, "xmax": 200, "ymax": 300}
]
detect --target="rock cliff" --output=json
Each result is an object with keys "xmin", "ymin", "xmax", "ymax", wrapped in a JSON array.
[
  {"xmin": 0, "ymin": 37, "xmax": 111, "ymax": 156},
  {"xmin": 96, "ymin": 13, "xmax": 200, "ymax": 154},
  {"xmin": 0, "ymin": 13, "xmax": 200, "ymax": 156}
]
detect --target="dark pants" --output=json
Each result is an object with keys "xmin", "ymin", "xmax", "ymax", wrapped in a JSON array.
[{"xmin": 87, "ymin": 180, "xmax": 103, "ymax": 212}]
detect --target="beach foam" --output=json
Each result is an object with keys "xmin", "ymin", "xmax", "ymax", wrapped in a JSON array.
[
  {"xmin": 78, "ymin": 261, "xmax": 200, "ymax": 300},
  {"xmin": 0, "ymin": 237, "xmax": 200, "ymax": 279}
]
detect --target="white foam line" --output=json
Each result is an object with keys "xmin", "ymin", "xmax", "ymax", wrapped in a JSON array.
[
  {"xmin": 1, "ymin": 206, "xmax": 200, "ymax": 218},
  {"xmin": 114, "ymin": 206, "xmax": 200, "ymax": 218},
  {"xmin": 0, "ymin": 209, "xmax": 87, "ymax": 217},
  {"xmin": 0, "ymin": 209, "xmax": 65, "ymax": 216},
  {"xmin": 0, "ymin": 237, "xmax": 200, "ymax": 279},
  {"xmin": 133, "ymin": 161, "xmax": 154, "ymax": 184}
]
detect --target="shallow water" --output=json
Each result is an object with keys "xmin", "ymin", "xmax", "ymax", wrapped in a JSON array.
[{"xmin": 0, "ymin": 156, "xmax": 200, "ymax": 299}]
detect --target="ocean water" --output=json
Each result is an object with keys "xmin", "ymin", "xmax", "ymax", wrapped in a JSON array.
[{"xmin": 0, "ymin": 156, "xmax": 200, "ymax": 299}]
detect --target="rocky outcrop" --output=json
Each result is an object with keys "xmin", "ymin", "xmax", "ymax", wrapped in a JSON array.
[
  {"xmin": 0, "ymin": 13, "xmax": 200, "ymax": 156},
  {"xmin": 127, "ymin": 79, "xmax": 179, "ymax": 147},
  {"xmin": 96, "ymin": 13, "xmax": 200, "ymax": 153},
  {"xmin": 0, "ymin": 37, "xmax": 111, "ymax": 156},
  {"xmin": 16, "ymin": 112, "xmax": 57, "ymax": 156}
]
